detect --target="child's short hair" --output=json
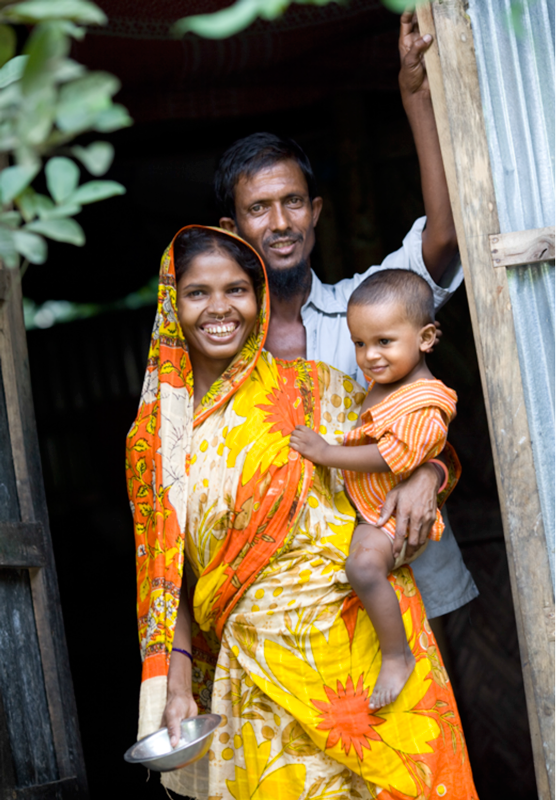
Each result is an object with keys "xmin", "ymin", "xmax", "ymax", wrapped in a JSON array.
[{"xmin": 348, "ymin": 269, "xmax": 435, "ymax": 328}]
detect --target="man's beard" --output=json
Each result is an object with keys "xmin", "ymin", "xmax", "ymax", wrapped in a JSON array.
[{"xmin": 266, "ymin": 259, "xmax": 311, "ymax": 301}]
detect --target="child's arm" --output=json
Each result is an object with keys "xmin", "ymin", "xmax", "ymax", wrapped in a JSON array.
[{"xmin": 289, "ymin": 425, "xmax": 389, "ymax": 473}]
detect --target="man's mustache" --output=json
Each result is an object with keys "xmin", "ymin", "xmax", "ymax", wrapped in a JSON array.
[{"xmin": 263, "ymin": 231, "xmax": 303, "ymax": 249}]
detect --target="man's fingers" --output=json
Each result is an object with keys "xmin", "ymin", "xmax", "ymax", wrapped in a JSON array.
[{"xmin": 376, "ymin": 493, "xmax": 397, "ymax": 526}]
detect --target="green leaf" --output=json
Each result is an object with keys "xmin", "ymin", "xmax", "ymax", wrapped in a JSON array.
[
  {"xmin": 0, "ymin": 162, "xmax": 40, "ymax": 205},
  {"xmin": 51, "ymin": 57, "xmax": 85, "ymax": 83},
  {"xmin": 71, "ymin": 141, "xmax": 114, "ymax": 175},
  {"xmin": 69, "ymin": 179, "xmax": 125, "ymax": 205},
  {"xmin": 380, "ymin": 0, "xmax": 427, "ymax": 9},
  {"xmin": 56, "ymin": 71, "xmax": 120, "ymax": 133},
  {"xmin": 21, "ymin": 21, "xmax": 69, "ymax": 94},
  {"xmin": 0, "ymin": 225, "xmax": 18, "ymax": 267},
  {"xmin": 41, "ymin": 201, "xmax": 81, "ymax": 219},
  {"xmin": 172, "ymin": 0, "xmax": 262, "ymax": 39},
  {"xmin": 13, "ymin": 229, "xmax": 47, "ymax": 263},
  {"xmin": 92, "ymin": 104, "xmax": 132, "ymax": 133},
  {"xmin": 45, "ymin": 157, "xmax": 80, "ymax": 203},
  {"xmin": 25, "ymin": 217, "xmax": 85, "ymax": 245},
  {"xmin": 0, "ymin": 210, "xmax": 22, "ymax": 227},
  {"xmin": 0, "ymin": 25, "xmax": 16, "ymax": 69},
  {"xmin": 17, "ymin": 84, "xmax": 56, "ymax": 146},
  {"xmin": 0, "ymin": 55, "xmax": 28, "ymax": 89},
  {"xmin": 3, "ymin": 0, "xmax": 107, "ymax": 25}
]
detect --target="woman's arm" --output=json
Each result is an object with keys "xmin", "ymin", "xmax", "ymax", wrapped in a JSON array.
[
  {"xmin": 289, "ymin": 425, "xmax": 389, "ymax": 473},
  {"xmin": 161, "ymin": 583, "xmax": 199, "ymax": 747}
]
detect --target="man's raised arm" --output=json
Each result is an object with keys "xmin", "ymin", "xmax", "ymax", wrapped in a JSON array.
[{"xmin": 398, "ymin": 11, "xmax": 457, "ymax": 284}]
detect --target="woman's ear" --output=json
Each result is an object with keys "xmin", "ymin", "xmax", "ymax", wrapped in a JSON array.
[{"xmin": 419, "ymin": 323, "xmax": 437, "ymax": 352}]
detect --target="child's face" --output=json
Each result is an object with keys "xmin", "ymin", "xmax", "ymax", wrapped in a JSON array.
[{"xmin": 347, "ymin": 301, "xmax": 435, "ymax": 384}]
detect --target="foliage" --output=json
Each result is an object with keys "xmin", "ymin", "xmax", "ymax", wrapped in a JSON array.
[
  {"xmin": 172, "ymin": 0, "xmax": 346, "ymax": 39},
  {"xmin": 0, "ymin": 0, "xmax": 132, "ymax": 268},
  {"xmin": 172, "ymin": 0, "xmax": 430, "ymax": 40}
]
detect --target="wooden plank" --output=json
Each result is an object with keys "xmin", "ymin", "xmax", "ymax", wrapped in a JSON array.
[
  {"xmin": 0, "ymin": 676, "xmax": 17, "ymax": 800},
  {"xmin": 417, "ymin": 4, "xmax": 555, "ymax": 798},
  {"xmin": 490, "ymin": 227, "xmax": 555, "ymax": 268},
  {"xmin": 0, "ymin": 264, "xmax": 88, "ymax": 796},
  {"xmin": 0, "ymin": 522, "xmax": 46, "ymax": 567},
  {"xmin": 0, "ymin": 270, "xmax": 7, "ymax": 302},
  {"xmin": 16, "ymin": 777, "xmax": 80, "ymax": 800}
]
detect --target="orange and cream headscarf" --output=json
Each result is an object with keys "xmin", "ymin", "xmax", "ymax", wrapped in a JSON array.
[{"xmin": 126, "ymin": 226, "xmax": 319, "ymax": 687}]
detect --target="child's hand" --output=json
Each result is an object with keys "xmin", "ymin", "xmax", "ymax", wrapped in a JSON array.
[{"xmin": 289, "ymin": 425, "xmax": 329, "ymax": 464}]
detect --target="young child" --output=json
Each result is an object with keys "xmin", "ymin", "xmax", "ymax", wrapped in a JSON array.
[{"xmin": 289, "ymin": 268, "xmax": 459, "ymax": 711}]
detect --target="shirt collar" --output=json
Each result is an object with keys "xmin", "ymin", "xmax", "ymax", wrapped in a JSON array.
[{"xmin": 302, "ymin": 270, "xmax": 346, "ymax": 315}]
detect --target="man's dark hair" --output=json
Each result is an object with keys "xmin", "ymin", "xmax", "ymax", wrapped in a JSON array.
[
  {"xmin": 348, "ymin": 269, "xmax": 435, "ymax": 328},
  {"xmin": 214, "ymin": 132, "xmax": 318, "ymax": 219},
  {"xmin": 174, "ymin": 227, "xmax": 263, "ymax": 299}
]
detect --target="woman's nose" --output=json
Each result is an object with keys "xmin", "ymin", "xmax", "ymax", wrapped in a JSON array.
[{"xmin": 208, "ymin": 293, "xmax": 231, "ymax": 316}]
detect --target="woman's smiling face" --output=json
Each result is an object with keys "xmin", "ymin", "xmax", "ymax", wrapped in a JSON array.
[{"xmin": 176, "ymin": 247, "xmax": 259, "ymax": 368}]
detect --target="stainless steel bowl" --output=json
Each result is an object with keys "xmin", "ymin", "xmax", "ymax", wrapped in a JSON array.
[{"xmin": 124, "ymin": 714, "xmax": 222, "ymax": 772}]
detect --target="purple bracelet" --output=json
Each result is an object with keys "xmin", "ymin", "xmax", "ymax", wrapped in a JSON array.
[{"xmin": 173, "ymin": 647, "xmax": 193, "ymax": 662}]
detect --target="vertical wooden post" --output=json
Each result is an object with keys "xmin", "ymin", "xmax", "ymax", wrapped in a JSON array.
[
  {"xmin": 0, "ymin": 261, "xmax": 88, "ymax": 796},
  {"xmin": 416, "ymin": 3, "xmax": 554, "ymax": 797}
]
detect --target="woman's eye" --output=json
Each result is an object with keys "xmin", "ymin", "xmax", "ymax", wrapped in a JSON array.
[{"xmin": 187, "ymin": 290, "xmax": 204, "ymax": 298}]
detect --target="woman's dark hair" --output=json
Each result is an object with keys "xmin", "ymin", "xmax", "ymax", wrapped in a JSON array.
[
  {"xmin": 173, "ymin": 227, "xmax": 263, "ymax": 298},
  {"xmin": 214, "ymin": 132, "xmax": 318, "ymax": 220}
]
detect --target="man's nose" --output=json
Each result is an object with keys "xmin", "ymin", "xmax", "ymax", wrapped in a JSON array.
[{"xmin": 268, "ymin": 202, "xmax": 289, "ymax": 232}]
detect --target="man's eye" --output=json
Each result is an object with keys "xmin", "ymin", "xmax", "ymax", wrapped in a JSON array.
[
  {"xmin": 250, "ymin": 204, "xmax": 263, "ymax": 213},
  {"xmin": 288, "ymin": 196, "xmax": 302, "ymax": 206}
]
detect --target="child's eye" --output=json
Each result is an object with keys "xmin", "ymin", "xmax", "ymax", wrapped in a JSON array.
[
  {"xmin": 353, "ymin": 340, "xmax": 364, "ymax": 348},
  {"xmin": 379, "ymin": 338, "xmax": 391, "ymax": 346}
]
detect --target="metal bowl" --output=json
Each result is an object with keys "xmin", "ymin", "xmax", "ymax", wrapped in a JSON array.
[{"xmin": 124, "ymin": 714, "xmax": 222, "ymax": 772}]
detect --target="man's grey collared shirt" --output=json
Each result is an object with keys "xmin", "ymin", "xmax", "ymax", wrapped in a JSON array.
[{"xmin": 301, "ymin": 217, "xmax": 479, "ymax": 618}]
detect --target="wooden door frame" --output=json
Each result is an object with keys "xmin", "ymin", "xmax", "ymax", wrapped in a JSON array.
[
  {"xmin": 0, "ymin": 265, "xmax": 88, "ymax": 797},
  {"xmin": 416, "ymin": 3, "xmax": 555, "ymax": 797}
]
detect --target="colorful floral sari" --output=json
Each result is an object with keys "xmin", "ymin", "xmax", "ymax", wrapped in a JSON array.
[{"xmin": 126, "ymin": 227, "xmax": 478, "ymax": 800}]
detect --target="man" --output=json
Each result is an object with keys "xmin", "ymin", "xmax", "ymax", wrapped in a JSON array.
[{"xmin": 215, "ymin": 13, "xmax": 478, "ymax": 621}]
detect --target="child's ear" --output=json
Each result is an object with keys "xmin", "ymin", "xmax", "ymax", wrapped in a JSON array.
[{"xmin": 419, "ymin": 323, "xmax": 437, "ymax": 351}]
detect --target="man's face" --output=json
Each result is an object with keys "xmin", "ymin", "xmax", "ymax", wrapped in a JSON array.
[{"xmin": 219, "ymin": 159, "xmax": 323, "ymax": 274}]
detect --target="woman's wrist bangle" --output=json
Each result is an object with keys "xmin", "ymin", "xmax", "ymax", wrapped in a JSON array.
[
  {"xmin": 429, "ymin": 459, "xmax": 449, "ymax": 493},
  {"xmin": 173, "ymin": 647, "xmax": 193, "ymax": 662}
]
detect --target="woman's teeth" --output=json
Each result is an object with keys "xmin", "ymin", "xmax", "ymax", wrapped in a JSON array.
[{"xmin": 204, "ymin": 322, "xmax": 237, "ymax": 337}]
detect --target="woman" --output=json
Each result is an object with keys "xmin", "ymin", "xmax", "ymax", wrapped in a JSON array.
[{"xmin": 126, "ymin": 226, "xmax": 477, "ymax": 799}]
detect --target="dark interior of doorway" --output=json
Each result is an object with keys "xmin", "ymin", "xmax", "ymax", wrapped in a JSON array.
[{"xmin": 22, "ymin": 23, "xmax": 537, "ymax": 800}]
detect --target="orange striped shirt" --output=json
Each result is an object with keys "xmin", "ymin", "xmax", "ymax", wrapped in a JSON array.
[{"xmin": 343, "ymin": 379, "xmax": 458, "ymax": 541}]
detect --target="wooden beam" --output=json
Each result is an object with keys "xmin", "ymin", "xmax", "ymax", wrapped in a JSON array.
[
  {"xmin": 0, "ymin": 522, "xmax": 46, "ymax": 567},
  {"xmin": 0, "ymin": 264, "xmax": 88, "ymax": 796},
  {"xmin": 15, "ymin": 777, "xmax": 80, "ymax": 799},
  {"xmin": 490, "ymin": 227, "xmax": 555, "ymax": 268},
  {"xmin": 417, "ymin": 3, "xmax": 555, "ymax": 798}
]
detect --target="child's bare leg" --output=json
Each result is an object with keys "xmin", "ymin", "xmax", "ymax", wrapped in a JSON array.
[{"xmin": 345, "ymin": 523, "xmax": 415, "ymax": 710}]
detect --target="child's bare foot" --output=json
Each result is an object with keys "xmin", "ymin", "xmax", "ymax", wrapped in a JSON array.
[{"xmin": 369, "ymin": 646, "xmax": 415, "ymax": 710}]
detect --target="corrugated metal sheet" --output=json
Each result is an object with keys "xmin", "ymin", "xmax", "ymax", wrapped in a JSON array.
[{"xmin": 468, "ymin": 0, "xmax": 555, "ymax": 584}]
